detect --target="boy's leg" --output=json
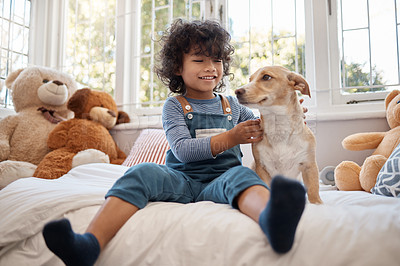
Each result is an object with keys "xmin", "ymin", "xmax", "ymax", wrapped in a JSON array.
[
  {"xmin": 43, "ymin": 163, "xmax": 194, "ymax": 266},
  {"xmin": 238, "ymin": 176, "xmax": 306, "ymax": 253},
  {"xmin": 197, "ymin": 166, "xmax": 306, "ymax": 254},
  {"xmin": 43, "ymin": 196, "xmax": 136, "ymax": 266}
]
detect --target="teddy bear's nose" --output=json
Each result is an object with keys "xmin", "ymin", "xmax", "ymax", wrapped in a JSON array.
[
  {"xmin": 53, "ymin": 80, "xmax": 64, "ymax": 86},
  {"xmin": 108, "ymin": 110, "xmax": 116, "ymax": 117}
]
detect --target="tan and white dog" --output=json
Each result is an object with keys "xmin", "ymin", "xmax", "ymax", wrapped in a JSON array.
[{"xmin": 235, "ymin": 66, "xmax": 322, "ymax": 204}]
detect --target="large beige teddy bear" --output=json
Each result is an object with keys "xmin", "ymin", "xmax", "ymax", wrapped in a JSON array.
[
  {"xmin": 0, "ymin": 66, "xmax": 77, "ymax": 188},
  {"xmin": 334, "ymin": 90, "xmax": 400, "ymax": 192}
]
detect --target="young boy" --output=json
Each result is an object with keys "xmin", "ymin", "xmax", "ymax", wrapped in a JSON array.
[{"xmin": 43, "ymin": 19, "xmax": 306, "ymax": 266}]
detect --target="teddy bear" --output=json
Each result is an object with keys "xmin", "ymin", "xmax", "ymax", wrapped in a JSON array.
[
  {"xmin": 0, "ymin": 66, "xmax": 77, "ymax": 189},
  {"xmin": 334, "ymin": 90, "xmax": 400, "ymax": 192},
  {"xmin": 33, "ymin": 88, "xmax": 130, "ymax": 179}
]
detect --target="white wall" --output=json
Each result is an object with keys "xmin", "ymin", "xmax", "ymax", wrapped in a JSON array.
[{"xmin": 315, "ymin": 117, "xmax": 389, "ymax": 169}]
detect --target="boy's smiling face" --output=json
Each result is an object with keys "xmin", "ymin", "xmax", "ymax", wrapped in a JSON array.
[{"xmin": 177, "ymin": 48, "xmax": 223, "ymax": 100}]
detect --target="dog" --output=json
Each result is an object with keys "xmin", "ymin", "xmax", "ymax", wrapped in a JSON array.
[{"xmin": 235, "ymin": 66, "xmax": 322, "ymax": 204}]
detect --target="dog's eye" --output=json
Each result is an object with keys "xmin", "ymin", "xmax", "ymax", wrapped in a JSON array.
[
  {"xmin": 262, "ymin": 75, "xmax": 271, "ymax": 81},
  {"xmin": 43, "ymin": 79, "xmax": 49, "ymax": 83}
]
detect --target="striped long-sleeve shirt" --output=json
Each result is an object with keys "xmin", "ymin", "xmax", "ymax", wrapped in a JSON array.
[{"xmin": 162, "ymin": 94, "xmax": 256, "ymax": 163}]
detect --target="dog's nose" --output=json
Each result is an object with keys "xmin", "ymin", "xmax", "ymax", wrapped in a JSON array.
[{"xmin": 235, "ymin": 88, "xmax": 245, "ymax": 96}]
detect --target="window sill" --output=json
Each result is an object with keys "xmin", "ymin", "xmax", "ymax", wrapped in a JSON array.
[
  {"xmin": 308, "ymin": 102, "xmax": 386, "ymax": 122},
  {"xmin": 113, "ymin": 114, "xmax": 163, "ymax": 130}
]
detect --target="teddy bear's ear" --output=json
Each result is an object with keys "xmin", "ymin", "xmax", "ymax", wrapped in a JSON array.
[
  {"xmin": 5, "ymin": 68, "xmax": 25, "ymax": 89},
  {"xmin": 116, "ymin": 111, "xmax": 130, "ymax": 124},
  {"xmin": 67, "ymin": 88, "xmax": 91, "ymax": 118},
  {"xmin": 385, "ymin": 90, "xmax": 400, "ymax": 109}
]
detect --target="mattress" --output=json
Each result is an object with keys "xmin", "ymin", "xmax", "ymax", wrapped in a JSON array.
[{"xmin": 0, "ymin": 163, "xmax": 399, "ymax": 266}]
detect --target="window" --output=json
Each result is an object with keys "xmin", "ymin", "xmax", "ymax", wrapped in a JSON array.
[
  {"xmin": 114, "ymin": 0, "xmax": 218, "ymax": 116},
  {"xmin": 227, "ymin": 0, "xmax": 306, "ymax": 95},
  {"xmin": 8, "ymin": 0, "xmax": 395, "ymax": 118},
  {"xmin": 64, "ymin": 0, "xmax": 116, "ymax": 95},
  {"xmin": 0, "ymin": 0, "xmax": 31, "ymax": 108},
  {"xmin": 329, "ymin": 0, "xmax": 400, "ymax": 105}
]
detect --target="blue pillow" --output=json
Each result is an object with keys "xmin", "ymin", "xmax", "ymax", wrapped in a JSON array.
[{"xmin": 371, "ymin": 143, "xmax": 400, "ymax": 197}]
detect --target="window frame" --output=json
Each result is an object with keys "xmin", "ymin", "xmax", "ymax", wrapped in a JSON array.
[
  {"xmin": 309, "ymin": 0, "xmax": 385, "ymax": 119},
  {"xmin": 327, "ymin": 0, "xmax": 398, "ymax": 107}
]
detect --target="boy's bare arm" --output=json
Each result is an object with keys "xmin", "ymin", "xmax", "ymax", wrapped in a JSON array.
[{"xmin": 210, "ymin": 119, "xmax": 263, "ymax": 157}]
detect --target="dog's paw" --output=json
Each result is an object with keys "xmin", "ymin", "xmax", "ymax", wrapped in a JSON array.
[{"xmin": 309, "ymin": 197, "xmax": 323, "ymax": 204}]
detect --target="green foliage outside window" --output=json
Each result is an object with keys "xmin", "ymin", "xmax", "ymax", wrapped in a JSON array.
[
  {"xmin": 66, "ymin": 0, "xmax": 116, "ymax": 96},
  {"xmin": 64, "ymin": 0, "xmax": 384, "ymax": 107}
]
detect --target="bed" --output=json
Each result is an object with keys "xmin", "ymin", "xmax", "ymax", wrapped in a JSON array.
[{"xmin": 0, "ymin": 161, "xmax": 400, "ymax": 266}]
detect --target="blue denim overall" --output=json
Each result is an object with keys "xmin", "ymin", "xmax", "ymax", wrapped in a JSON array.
[{"xmin": 106, "ymin": 95, "xmax": 268, "ymax": 209}]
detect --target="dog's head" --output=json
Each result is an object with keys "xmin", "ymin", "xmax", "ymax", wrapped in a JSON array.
[{"xmin": 235, "ymin": 66, "xmax": 310, "ymax": 108}]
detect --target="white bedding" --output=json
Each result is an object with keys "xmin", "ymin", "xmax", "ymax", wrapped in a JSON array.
[{"xmin": 0, "ymin": 163, "xmax": 399, "ymax": 266}]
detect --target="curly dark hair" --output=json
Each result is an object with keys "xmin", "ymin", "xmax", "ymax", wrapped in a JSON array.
[{"xmin": 155, "ymin": 19, "xmax": 234, "ymax": 95}]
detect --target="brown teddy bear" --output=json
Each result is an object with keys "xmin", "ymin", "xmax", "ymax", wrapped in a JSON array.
[
  {"xmin": 33, "ymin": 88, "xmax": 130, "ymax": 179},
  {"xmin": 334, "ymin": 90, "xmax": 400, "ymax": 192},
  {"xmin": 0, "ymin": 66, "xmax": 77, "ymax": 189}
]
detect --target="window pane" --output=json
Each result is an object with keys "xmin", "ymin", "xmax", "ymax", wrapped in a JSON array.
[
  {"xmin": 343, "ymin": 29, "xmax": 370, "ymax": 87},
  {"xmin": 1, "ymin": 50, "xmax": 8, "ymax": 77},
  {"xmin": 1, "ymin": 21, "xmax": 9, "ymax": 48},
  {"xmin": 273, "ymin": 0, "xmax": 295, "ymax": 36},
  {"xmin": 24, "ymin": 0, "xmax": 30, "ymax": 26},
  {"xmin": 337, "ymin": 0, "xmax": 398, "ymax": 93},
  {"xmin": 341, "ymin": 0, "xmax": 368, "ymax": 30},
  {"xmin": 65, "ymin": 0, "xmax": 116, "ymax": 94},
  {"xmin": 191, "ymin": 2, "xmax": 201, "ymax": 19},
  {"xmin": 12, "ymin": 24, "xmax": 24, "ymax": 53},
  {"xmin": 136, "ymin": 0, "xmax": 206, "ymax": 108},
  {"xmin": 173, "ymin": 0, "xmax": 187, "ymax": 18},
  {"xmin": 2, "ymin": 0, "xmax": 11, "ymax": 20},
  {"xmin": 228, "ymin": 0, "xmax": 305, "ymax": 92},
  {"xmin": 155, "ymin": 0, "xmax": 169, "ymax": 7},
  {"xmin": 0, "ymin": 0, "xmax": 30, "ymax": 108},
  {"xmin": 230, "ymin": 41, "xmax": 250, "ymax": 90},
  {"xmin": 13, "ymin": 0, "xmax": 26, "ymax": 25},
  {"xmin": 369, "ymin": 0, "xmax": 397, "ymax": 85},
  {"xmin": 140, "ymin": 56, "xmax": 151, "ymax": 104},
  {"xmin": 141, "ymin": 0, "xmax": 152, "ymax": 55},
  {"xmin": 154, "ymin": 7, "xmax": 169, "ymax": 39}
]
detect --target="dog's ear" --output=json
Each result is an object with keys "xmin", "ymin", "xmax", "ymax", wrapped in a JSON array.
[{"xmin": 287, "ymin": 72, "xmax": 310, "ymax": 97}]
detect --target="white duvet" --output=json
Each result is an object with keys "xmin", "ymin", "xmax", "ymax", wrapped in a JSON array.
[{"xmin": 0, "ymin": 163, "xmax": 400, "ymax": 266}]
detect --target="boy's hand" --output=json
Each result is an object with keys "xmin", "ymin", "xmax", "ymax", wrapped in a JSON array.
[
  {"xmin": 228, "ymin": 119, "xmax": 263, "ymax": 145},
  {"xmin": 210, "ymin": 119, "xmax": 263, "ymax": 156}
]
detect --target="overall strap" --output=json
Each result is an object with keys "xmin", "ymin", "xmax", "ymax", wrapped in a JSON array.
[
  {"xmin": 175, "ymin": 94, "xmax": 232, "ymax": 115},
  {"xmin": 175, "ymin": 95, "xmax": 193, "ymax": 114},
  {"xmin": 219, "ymin": 94, "xmax": 232, "ymax": 114}
]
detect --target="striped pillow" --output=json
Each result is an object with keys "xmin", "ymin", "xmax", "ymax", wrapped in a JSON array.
[
  {"xmin": 122, "ymin": 129, "xmax": 170, "ymax": 166},
  {"xmin": 372, "ymin": 143, "xmax": 400, "ymax": 197}
]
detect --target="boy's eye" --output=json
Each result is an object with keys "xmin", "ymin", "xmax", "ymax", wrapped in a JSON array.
[
  {"xmin": 193, "ymin": 60, "xmax": 203, "ymax": 62},
  {"xmin": 214, "ymin": 59, "xmax": 222, "ymax": 63}
]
